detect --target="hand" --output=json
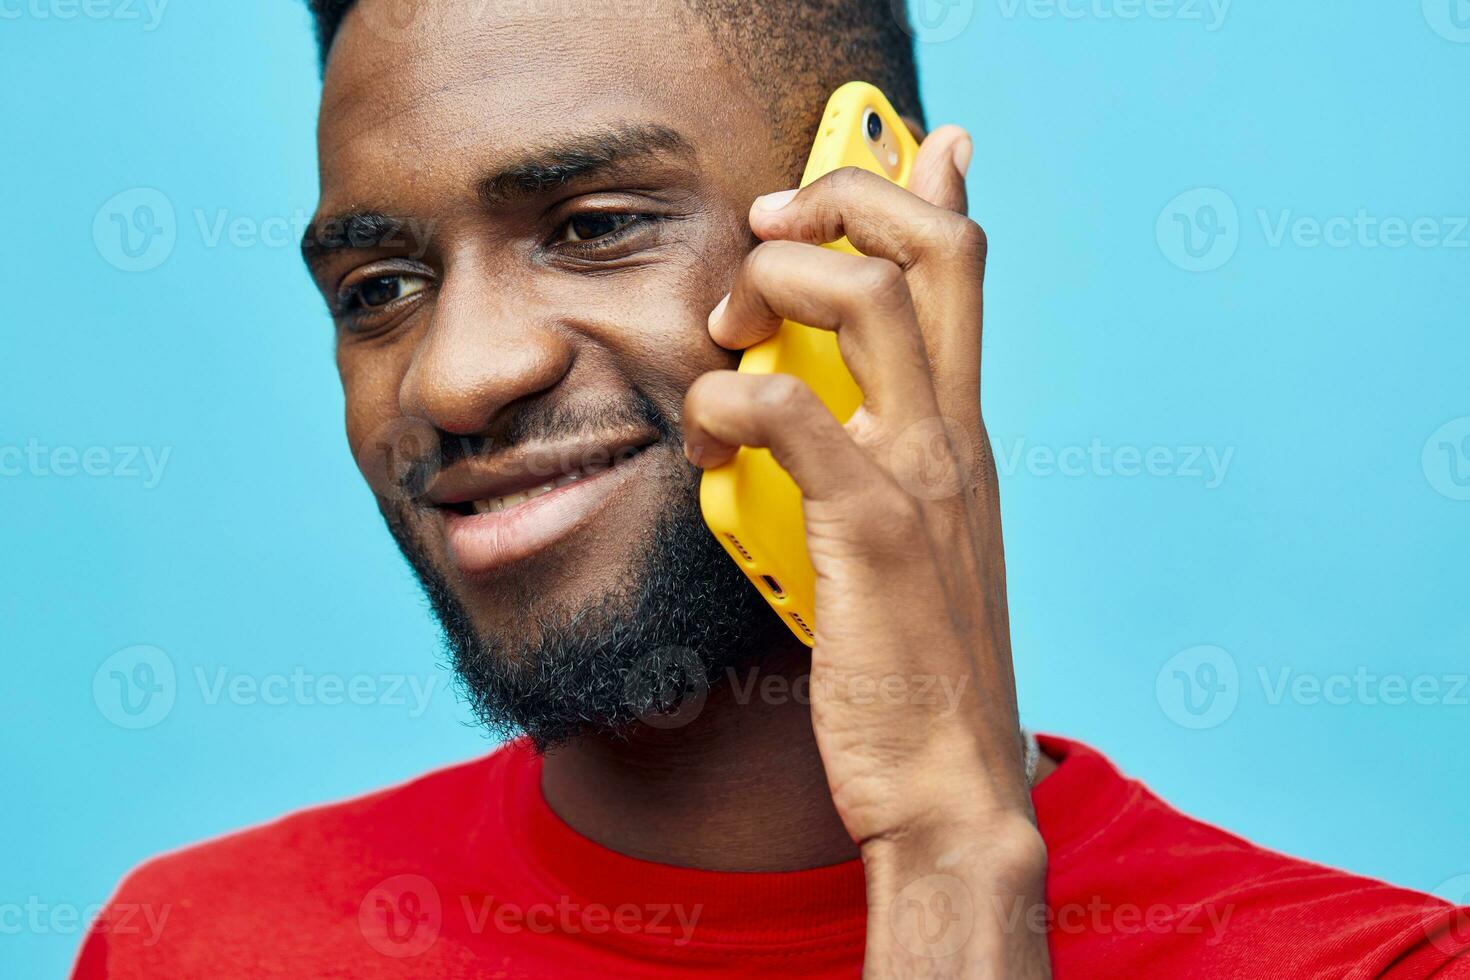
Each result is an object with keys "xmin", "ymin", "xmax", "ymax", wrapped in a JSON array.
[{"xmin": 682, "ymin": 127, "xmax": 1050, "ymax": 977}]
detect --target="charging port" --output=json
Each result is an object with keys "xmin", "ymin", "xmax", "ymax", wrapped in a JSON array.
[{"xmin": 761, "ymin": 575, "xmax": 786, "ymax": 599}]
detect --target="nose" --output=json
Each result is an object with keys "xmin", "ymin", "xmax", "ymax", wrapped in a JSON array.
[{"xmin": 399, "ymin": 268, "xmax": 574, "ymax": 436}]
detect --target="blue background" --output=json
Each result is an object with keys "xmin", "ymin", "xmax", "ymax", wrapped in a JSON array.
[{"xmin": 3, "ymin": 2, "xmax": 1467, "ymax": 975}]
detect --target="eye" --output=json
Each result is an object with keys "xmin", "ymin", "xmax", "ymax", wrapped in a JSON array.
[
  {"xmin": 341, "ymin": 274, "xmax": 429, "ymax": 314},
  {"xmin": 556, "ymin": 211, "xmax": 644, "ymax": 245}
]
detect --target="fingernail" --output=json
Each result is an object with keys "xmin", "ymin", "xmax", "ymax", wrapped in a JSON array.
[
  {"xmin": 707, "ymin": 293, "xmax": 729, "ymax": 328},
  {"xmin": 754, "ymin": 189, "xmax": 799, "ymax": 212},
  {"xmin": 952, "ymin": 137, "xmax": 973, "ymax": 177}
]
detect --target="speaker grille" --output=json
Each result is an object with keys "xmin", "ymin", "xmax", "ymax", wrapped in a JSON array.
[{"xmin": 724, "ymin": 534, "xmax": 754, "ymax": 564}]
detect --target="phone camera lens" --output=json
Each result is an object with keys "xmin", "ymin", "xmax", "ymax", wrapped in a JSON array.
[{"xmin": 865, "ymin": 109, "xmax": 883, "ymax": 141}]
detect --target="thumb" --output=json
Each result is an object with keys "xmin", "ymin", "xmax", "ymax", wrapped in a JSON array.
[{"xmin": 908, "ymin": 124, "xmax": 972, "ymax": 216}]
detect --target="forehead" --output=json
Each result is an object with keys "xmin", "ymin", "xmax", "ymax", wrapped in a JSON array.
[{"xmin": 316, "ymin": 0, "xmax": 768, "ymax": 206}]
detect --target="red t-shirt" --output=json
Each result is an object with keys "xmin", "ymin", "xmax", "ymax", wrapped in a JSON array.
[{"xmin": 74, "ymin": 736, "xmax": 1470, "ymax": 978}]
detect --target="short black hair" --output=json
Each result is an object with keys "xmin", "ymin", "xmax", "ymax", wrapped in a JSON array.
[{"xmin": 304, "ymin": 0, "xmax": 926, "ymax": 160}]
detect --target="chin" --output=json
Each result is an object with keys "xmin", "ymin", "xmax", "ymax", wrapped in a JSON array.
[
  {"xmin": 376, "ymin": 444, "xmax": 787, "ymax": 747},
  {"xmin": 383, "ymin": 441, "xmax": 697, "ymax": 639},
  {"xmin": 448, "ymin": 546, "xmax": 655, "ymax": 650}
]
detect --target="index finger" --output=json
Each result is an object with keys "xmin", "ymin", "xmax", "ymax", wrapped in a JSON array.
[
  {"xmin": 907, "ymin": 124, "xmax": 973, "ymax": 217},
  {"xmin": 748, "ymin": 166, "xmax": 985, "ymax": 275}
]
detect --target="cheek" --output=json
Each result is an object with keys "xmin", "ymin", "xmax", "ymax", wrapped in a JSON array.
[
  {"xmin": 337, "ymin": 341, "xmax": 414, "ymax": 470},
  {"xmin": 594, "ymin": 282, "xmax": 739, "ymax": 412},
  {"xmin": 611, "ymin": 221, "xmax": 754, "ymax": 396}
]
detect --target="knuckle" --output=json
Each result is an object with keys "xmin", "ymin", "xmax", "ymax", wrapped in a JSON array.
[
  {"xmin": 755, "ymin": 373, "xmax": 814, "ymax": 415},
  {"xmin": 857, "ymin": 479, "xmax": 929, "ymax": 548},
  {"xmin": 855, "ymin": 257, "xmax": 910, "ymax": 309},
  {"xmin": 880, "ymin": 480, "xmax": 927, "ymax": 525},
  {"xmin": 742, "ymin": 240, "xmax": 799, "ymax": 289},
  {"xmin": 951, "ymin": 216, "xmax": 989, "ymax": 259},
  {"xmin": 685, "ymin": 369, "xmax": 734, "ymax": 410},
  {"xmin": 740, "ymin": 241, "xmax": 778, "ymax": 283},
  {"xmin": 822, "ymin": 166, "xmax": 870, "ymax": 195},
  {"xmin": 682, "ymin": 372, "xmax": 716, "ymax": 412}
]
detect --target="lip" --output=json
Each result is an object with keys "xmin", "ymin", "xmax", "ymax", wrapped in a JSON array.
[
  {"xmin": 427, "ymin": 432, "xmax": 655, "ymax": 507},
  {"xmin": 440, "ymin": 445, "xmax": 653, "ymax": 575}
]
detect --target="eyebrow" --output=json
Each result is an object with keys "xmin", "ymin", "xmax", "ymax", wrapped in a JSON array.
[
  {"xmin": 300, "ymin": 211, "xmax": 420, "ymax": 264},
  {"xmin": 301, "ymin": 123, "xmax": 695, "ymax": 268},
  {"xmin": 476, "ymin": 123, "xmax": 694, "ymax": 207}
]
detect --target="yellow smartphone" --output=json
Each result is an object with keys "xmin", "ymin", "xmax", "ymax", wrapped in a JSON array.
[{"xmin": 699, "ymin": 81, "xmax": 920, "ymax": 646}]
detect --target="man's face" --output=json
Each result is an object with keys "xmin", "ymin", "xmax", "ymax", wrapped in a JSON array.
[{"xmin": 306, "ymin": 0, "xmax": 799, "ymax": 741}]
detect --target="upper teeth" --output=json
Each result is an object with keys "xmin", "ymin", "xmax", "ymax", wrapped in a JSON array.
[{"xmin": 469, "ymin": 454, "xmax": 629, "ymax": 515}]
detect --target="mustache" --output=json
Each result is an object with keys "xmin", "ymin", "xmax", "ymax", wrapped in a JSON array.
[{"xmin": 370, "ymin": 390, "xmax": 678, "ymax": 501}]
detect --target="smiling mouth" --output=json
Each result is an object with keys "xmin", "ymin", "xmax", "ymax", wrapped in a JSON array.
[
  {"xmin": 439, "ymin": 443, "xmax": 651, "ymax": 517},
  {"xmin": 431, "ymin": 440, "xmax": 661, "ymax": 576}
]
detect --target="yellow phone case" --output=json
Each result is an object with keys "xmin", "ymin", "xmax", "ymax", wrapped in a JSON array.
[{"xmin": 700, "ymin": 81, "xmax": 920, "ymax": 646}]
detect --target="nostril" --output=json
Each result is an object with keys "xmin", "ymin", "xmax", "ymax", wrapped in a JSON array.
[{"xmin": 397, "ymin": 312, "xmax": 577, "ymax": 437}]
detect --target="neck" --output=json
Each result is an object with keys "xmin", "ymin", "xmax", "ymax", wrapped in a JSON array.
[
  {"xmin": 539, "ymin": 648, "xmax": 1061, "ymax": 873},
  {"xmin": 540, "ymin": 647, "xmax": 860, "ymax": 872}
]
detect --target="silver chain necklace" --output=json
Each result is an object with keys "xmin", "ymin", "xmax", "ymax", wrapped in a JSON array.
[{"xmin": 1022, "ymin": 728, "xmax": 1040, "ymax": 786}]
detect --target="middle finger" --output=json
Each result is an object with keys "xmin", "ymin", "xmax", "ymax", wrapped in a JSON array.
[{"xmin": 708, "ymin": 239, "xmax": 939, "ymax": 427}]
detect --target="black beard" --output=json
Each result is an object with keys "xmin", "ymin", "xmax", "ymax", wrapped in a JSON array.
[{"xmin": 379, "ymin": 442, "xmax": 795, "ymax": 751}]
